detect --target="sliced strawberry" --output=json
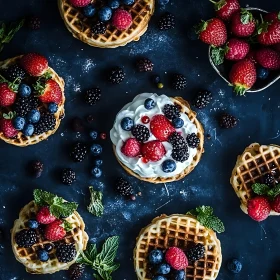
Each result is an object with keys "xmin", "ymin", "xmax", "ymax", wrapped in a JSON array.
[
  {"xmin": 0, "ymin": 112, "xmax": 18, "ymax": 138},
  {"xmin": 36, "ymin": 79, "xmax": 62, "ymax": 104},
  {"xmin": 121, "ymin": 138, "xmax": 141, "ymax": 157},
  {"xmin": 44, "ymin": 220, "xmax": 66, "ymax": 241},
  {"xmin": 20, "ymin": 53, "xmax": 48, "ymax": 77},
  {"xmin": 150, "ymin": 114, "xmax": 175, "ymax": 141},
  {"xmin": 141, "ymin": 140, "xmax": 166, "ymax": 162}
]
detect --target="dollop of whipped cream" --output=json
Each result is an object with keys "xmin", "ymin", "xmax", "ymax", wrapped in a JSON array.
[{"xmin": 110, "ymin": 93, "xmax": 198, "ymax": 178}]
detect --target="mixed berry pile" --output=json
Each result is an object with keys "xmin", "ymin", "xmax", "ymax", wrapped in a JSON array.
[{"xmin": 0, "ymin": 53, "xmax": 62, "ymax": 139}]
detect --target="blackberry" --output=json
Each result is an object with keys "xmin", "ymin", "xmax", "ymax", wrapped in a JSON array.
[
  {"xmin": 69, "ymin": 263, "xmax": 85, "ymax": 280},
  {"xmin": 193, "ymin": 90, "xmax": 212, "ymax": 109},
  {"xmin": 92, "ymin": 21, "xmax": 106, "ymax": 35},
  {"xmin": 56, "ymin": 243, "xmax": 77, "ymax": 263},
  {"xmin": 70, "ymin": 142, "xmax": 88, "ymax": 162},
  {"xmin": 171, "ymin": 148, "xmax": 189, "ymax": 163},
  {"xmin": 31, "ymin": 160, "xmax": 44, "ymax": 178},
  {"xmin": 13, "ymin": 96, "xmax": 39, "ymax": 117},
  {"xmin": 33, "ymin": 112, "xmax": 56, "ymax": 135},
  {"xmin": 172, "ymin": 74, "xmax": 187, "ymax": 90},
  {"xmin": 3, "ymin": 64, "xmax": 26, "ymax": 82},
  {"xmin": 186, "ymin": 133, "xmax": 200, "ymax": 148},
  {"xmin": 219, "ymin": 113, "xmax": 238, "ymax": 129},
  {"xmin": 108, "ymin": 67, "xmax": 125, "ymax": 84},
  {"xmin": 131, "ymin": 124, "xmax": 150, "ymax": 143},
  {"xmin": 263, "ymin": 173, "xmax": 276, "ymax": 186},
  {"xmin": 85, "ymin": 87, "xmax": 101, "ymax": 105},
  {"xmin": 137, "ymin": 58, "xmax": 154, "ymax": 72},
  {"xmin": 115, "ymin": 177, "xmax": 133, "ymax": 196},
  {"xmin": 158, "ymin": 12, "xmax": 175, "ymax": 30},
  {"xmin": 61, "ymin": 168, "xmax": 76, "ymax": 186},
  {"xmin": 168, "ymin": 132, "xmax": 187, "ymax": 150},
  {"xmin": 187, "ymin": 243, "xmax": 205, "ymax": 262},
  {"xmin": 27, "ymin": 16, "xmax": 41, "ymax": 30},
  {"xmin": 15, "ymin": 229, "xmax": 37, "ymax": 248},
  {"xmin": 163, "ymin": 104, "xmax": 181, "ymax": 120}
]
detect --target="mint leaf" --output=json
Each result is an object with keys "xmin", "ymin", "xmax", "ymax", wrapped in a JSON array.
[
  {"xmin": 94, "ymin": 274, "xmax": 103, "ymax": 280},
  {"xmin": 87, "ymin": 186, "xmax": 104, "ymax": 217},
  {"xmin": 267, "ymin": 184, "xmax": 280, "ymax": 199},
  {"xmin": 210, "ymin": 46, "xmax": 226, "ymax": 66},
  {"xmin": 252, "ymin": 183, "xmax": 270, "ymax": 195},
  {"xmin": 196, "ymin": 206, "xmax": 213, "ymax": 216},
  {"xmin": 276, "ymin": 273, "xmax": 280, "ymax": 280},
  {"xmin": 85, "ymin": 243, "xmax": 98, "ymax": 261},
  {"xmin": 33, "ymin": 189, "xmax": 56, "ymax": 206},
  {"xmin": 2, "ymin": 19, "xmax": 25, "ymax": 44}
]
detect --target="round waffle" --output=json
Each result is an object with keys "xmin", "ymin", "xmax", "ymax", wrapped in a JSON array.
[
  {"xmin": 134, "ymin": 214, "xmax": 222, "ymax": 280},
  {"xmin": 11, "ymin": 201, "xmax": 88, "ymax": 274},
  {"xmin": 113, "ymin": 97, "xmax": 204, "ymax": 184},
  {"xmin": 0, "ymin": 56, "xmax": 65, "ymax": 147},
  {"xmin": 58, "ymin": 0, "xmax": 155, "ymax": 48},
  {"xmin": 230, "ymin": 143, "xmax": 280, "ymax": 216}
]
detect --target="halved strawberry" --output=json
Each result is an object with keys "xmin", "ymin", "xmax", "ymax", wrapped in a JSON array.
[
  {"xmin": 141, "ymin": 140, "xmax": 166, "ymax": 162},
  {"xmin": 35, "ymin": 78, "xmax": 62, "ymax": 104},
  {"xmin": 0, "ymin": 112, "xmax": 18, "ymax": 138},
  {"xmin": 20, "ymin": 53, "xmax": 48, "ymax": 77},
  {"xmin": 150, "ymin": 114, "xmax": 175, "ymax": 141}
]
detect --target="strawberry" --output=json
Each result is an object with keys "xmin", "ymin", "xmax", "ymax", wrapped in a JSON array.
[
  {"xmin": 271, "ymin": 195, "xmax": 280, "ymax": 213},
  {"xmin": 44, "ymin": 220, "xmax": 66, "ymax": 241},
  {"xmin": 0, "ymin": 112, "xmax": 18, "ymax": 138},
  {"xmin": 69, "ymin": 0, "xmax": 91, "ymax": 7},
  {"xmin": 165, "ymin": 247, "xmax": 188, "ymax": 270},
  {"xmin": 247, "ymin": 196, "xmax": 271, "ymax": 222},
  {"xmin": 231, "ymin": 10, "xmax": 256, "ymax": 37},
  {"xmin": 20, "ymin": 53, "xmax": 48, "ymax": 77},
  {"xmin": 150, "ymin": 114, "xmax": 175, "ymax": 141},
  {"xmin": 224, "ymin": 38, "xmax": 250, "ymax": 60},
  {"xmin": 195, "ymin": 18, "xmax": 227, "ymax": 47},
  {"xmin": 264, "ymin": 11, "xmax": 280, "ymax": 23},
  {"xmin": 141, "ymin": 140, "xmax": 166, "ymax": 162},
  {"xmin": 255, "ymin": 48, "xmax": 280, "ymax": 70},
  {"xmin": 36, "ymin": 206, "xmax": 56, "ymax": 224},
  {"xmin": 121, "ymin": 138, "xmax": 141, "ymax": 157},
  {"xmin": 229, "ymin": 59, "xmax": 256, "ymax": 95},
  {"xmin": 257, "ymin": 20, "xmax": 280, "ymax": 45},
  {"xmin": 0, "ymin": 83, "xmax": 16, "ymax": 107},
  {"xmin": 210, "ymin": 0, "xmax": 240, "ymax": 21},
  {"xmin": 35, "ymin": 79, "xmax": 62, "ymax": 104}
]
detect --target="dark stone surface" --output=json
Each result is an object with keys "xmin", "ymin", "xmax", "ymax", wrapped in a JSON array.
[{"xmin": 0, "ymin": 0, "xmax": 279, "ymax": 279}]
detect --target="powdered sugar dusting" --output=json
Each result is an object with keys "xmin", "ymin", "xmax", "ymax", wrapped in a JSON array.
[{"xmin": 82, "ymin": 58, "xmax": 96, "ymax": 73}]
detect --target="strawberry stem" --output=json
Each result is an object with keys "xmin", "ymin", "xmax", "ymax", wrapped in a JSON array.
[
  {"xmin": 0, "ymin": 73, "xmax": 19, "ymax": 92},
  {"xmin": 194, "ymin": 20, "xmax": 208, "ymax": 34},
  {"xmin": 233, "ymin": 84, "xmax": 248, "ymax": 96}
]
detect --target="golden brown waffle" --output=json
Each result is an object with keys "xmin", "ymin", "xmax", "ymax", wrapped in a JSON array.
[
  {"xmin": 58, "ymin": 0, "xmax": 155, "ymax": 48},
  {"xmin": 113, "ymin": 97, "xmax": 205, "ymax": 184},
  {"xmin": 230, "ymin": 143, "xmax": 280, "ymax": 216},
  {"xmin": 0, "ymin": 56, "xmax": 65, "ymax": 147},
  {"xmin": 11, "ymin": 201, "xmax": 88, "ymax": 274},
  {"xmin": 134, "ymin": 214, "xmax": 222, "ymax": 280}
]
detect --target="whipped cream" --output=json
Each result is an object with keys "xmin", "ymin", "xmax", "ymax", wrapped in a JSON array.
[{"xmin": 110, "ymin": 93, "xmax": 198, "ymax": 178}]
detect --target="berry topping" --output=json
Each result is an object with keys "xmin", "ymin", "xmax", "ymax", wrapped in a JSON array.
[
  {"xmin": 92, "ymin": 21, "xmax": 107, "ymax": 35},
  {"xmin": 91, "ymin": 167, "xmax": 102, "ymax": 178},
  {"xmin": 20, "ymin": 53, "xmax": 48, "ymax": 77},
  {"xmin": 27, "ymin": 16, "xmax": 41, "ymax": 30},
  {"xmin": 15, "ymin": 229, "xmax": 37, "ymax": 248},
  {"xmin": 149, "ymin": 249, "xmax": 163, "ymax": 265},
  {"xmin": 231, "ymin": 10, "xmax": 256, "ymax": 37},
  {"xmin": 13, "ymin": 95, "xmax": 39, "ymax": 117},
  {"xmin": 271, "ymin": 195, "xmax": 280, "ymax": 213},
  {"xmin": 0, "ymin": 115, "xmax": 18, "ymax": 138},
  {"xmin": 121, "ymin": 117, "xmax": 134, "ymax": 131},
  {"xmin": 219, "ymin": 113, "xmax": 238, "ymax": 129},
  {"xmin": 186, "ymin": 133, "xmax": 200, "ymax": 148},
  {"xmin": 255, "ymin": 48, "xmax": 280, "ymax": 70},
  {"xmin": 168, "ymin": 132, "xmax": 187, "ymax": 150},
  {"xmin": 18, "ymin": 84, "xmax": 31, "ymax": 97},
  {"xmin": 227, "ymin": 259, "xmax": 242, "ymax": 274},
  {"xmin": 172, "ymin": 148, "xmax": 189, "ymax": 163},
  {"xmin": 186, "ymin": 243, "xmax": 205, "ymax": 261},
  {"xmin": 36, "ymin": 79, "xmax": 62, "ymax": 104},
  {"xmin": 28, "ymin": 219, "xmax": 39, "ymax": 229},
  {"xmin": 83, "ymin": 4, "xmax": 96, "ymax": 17},
  {"xmin": 158, "ymin": 12, "xmax": 175, "ymax": 30},
  {"xmin": 173, "ymin": 270, "xmax": 185, "ymax": 280},
  {"xmin": 44, "ymin": 220, "xmax": 66, "ymax": 241},
  {"xmin": 30, "ymin": 160, "xmax": 44, "ymax": 178},
  {"xmin": 90, "ymin": 144, "xmax": 103, "ymax": 156},
  {"xmin": 69, "ymin": 0, "xmax": 91, "ymax": 7},
  {"xmin": 193, "ymin": 90, "xmax": 212, "ymax": 109},
  {"xmin": 122, "ymin": 0, "xmax": 135, "ymax": 4},
  {"xmin": 144, "ymin": 98, "xmax": 155, "ymax": 110},
  {"xmin": 211, "ymin": 0, "xmax": 240, "ymax": 21},
  {"xmin": 136, "ymin": 58, "xmax": 154, "ymax": 72},
  {"xmin": 12, "ymin": 116, "xmax": 25, "ymax": 131},
  {"xmin": 163, "ymin": 104, "xmax": 181, "ymax": 120},
  {"xmin": 247, "ymin": 196, "xmax": 271, "ymax": 221},
  {"xmin": 27, "ymin": 109, "xmax": 40, "ymax": 124},
  {"xmin": 48, "ymin": 102, "xmax": 58, "ymax": 113},
  {"xmin": 108, "ymin": 0, "xmax": 120, "ymax": 9},
  {"xmin": 3, "ymin": 64, "xmax": 25, "ymax": 82},
  {"xmin": 157, "ymin": 263, "xmax": 171, "ymax": 274},
  {"xmin": 263, "ymin": 173, "xmax": 276, "ymax": 186},
  {"xmin": 69, "ymin": 263, "xmax": 85, "ymax": 280},
  {"xmin": 165, "ymin": 247, "xmax": 188, "ymax": 270},
  {"xmin": 172, "ymin": 117, "xmax": 184, "ymax": 128},
  {"xmin": 153, "ymin": 277, "xmax": 167, "ymax": 280},
  {"xmin": 172, "ymin": 74, "xmax": 187, "ymax": 90},
  {"xmin": 23, "ymin": 124, "xmax": 34, "ymax": 136},
  {"xmin": 108, "ymin": 67, "xmax": 125, "ymax": 84},
  {"xmin": 141, "ymin": 157, "xmax": 149, "ymax": 163},
  {"xmin": 141, "ymin": 116, "xmax": 150, "ymax": 124},
  {"xmin": 150, "ymin": 114, "xmax": 175, "ymax": 141},
  {"xmin": 37, "ymin": 249, "xmax": 49, "ymax": 262},
  {"xmin": 115, "ymin": 177, "xmax": 133, "ymax": 197},
  {"xmin": 121, "ymin": 138, "xmax": 141, "ymax": 157},
  {"xmin": 70, "ymin": 142, "xmax": 88, "ymax": 162},
  {"xmin": 141, "ymin": 140, "xmax": 166, "ymax": 162},
  {"xmin": 56, "ymin": 243, "xmax": 77, "ymax": 263},
  {"xmin": 0, "ymin": 83, "xmax": 16, "ymax": 107},
  {"xmin": 161, "ymin": 159, "xmax": 176, "ymax": 173},
  {"xmin": 61, "ymin": 168, "xmax": 76, "ymax": 186},
  {"xmin": 85, "ymin": 87, "xmax": 101, "ymax": 105},
  {"xmin": 131, "ymin": 124, "xmax": 150, "ymax": 142},
  {"xmin": 98, "ymin": 6, "xmax": 113, "ymax": 22},
  {"xmin": 112, "ymin": 9, "xmax": 132, "ymax": 30},
  {"xmin": 33, "ymin": 112, "xmax": 56, "ymax": 135},
  {"xmin": 36, "ymin": 206, "xmax": 56, "ymax": 224}
]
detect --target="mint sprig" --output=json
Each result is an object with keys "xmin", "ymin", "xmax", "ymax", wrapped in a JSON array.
[
  {"xmin": 87, "ymin": 186, "xmax": 104, "ymax": 217},
  {"xmin": 77, "ymin": 236, "xmax": 120, "ymax": 280},
  {"xmin": 33, "ymin": 189, "xmax": 78, "ymax": 219},
  {"xmin": 252, "ymin": 183, "xmax": 280, "ymax": 199},
  {"xmin": 187, "ymin": 206, "xmax": 225, "ymax": 233},
  {"xmin": 276, "ymin": 273, "xmax": 280, "ymax": 280}
]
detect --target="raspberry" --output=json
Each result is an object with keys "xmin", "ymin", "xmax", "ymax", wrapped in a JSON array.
[
  {"xmin": 271, "ymin": 195, "xmax": 280, "ymax": 213},
  {"xmin": 141, "ymin": 140, "xmax": 166, "ymax": 162},
  {"xmin": 36, "ymin": 206, "xmax": 56, "ymax": 224},
  {"xmin": 112, "ymin": 9, "xmax": 132, "ymax": 30},
  {"xmin": 247, "ymin": 196, "xmax": 271, "ymax": 221},
  {"xmin": 165, "ymin": 247, "xmax": 188, "ymax": 270},
  {"xmin": 121, "ymin": 138, "xmax": 141, "ymax": 157},
  {"xmin": 69, "ymin": 0, "xmax": 91, "ymax": 7}
]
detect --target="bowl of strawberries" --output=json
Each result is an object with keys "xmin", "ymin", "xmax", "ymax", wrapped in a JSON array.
[{"xmin": 196, "ymin": 0, "xmax": 280, "ymax": 95}]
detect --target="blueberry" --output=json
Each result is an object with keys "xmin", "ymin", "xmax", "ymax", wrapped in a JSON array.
[
  {"xmin": 172, "ymin": 117, "xmax": 184, "ymax": 128},
  {"xmin": 152, "ymin": 276, "xmax": 167, "ymax": 280},
  {"xmin": 28, "ymin": 219, "xmax": 39, "ymax": 229},
  {"xmin": 161, "ymin": 160, "xmax": 176, "ymax": 173},
  {"xmin": 48, "ymin": 103, "xmax": 58, "ymax": 114},
  {"xmin": 174, "ymin": 270, "xmax": 185, "ymax": 280},
  {"xmin": 108, "ymin": 0, "xmax": 120, "ymax": 9},
  {"xmin": 44, "ymin": 243, "xmax": 53, "ymax": 252},
  {"xmin": 12, "ymin": 116, "xmax": 25, "ymax": 130},
  {"xmin": 144, "ymin": 98, "xmax": 155, "ymax": 110},
  {"xmin": 157, "ymin": 263, "xmax": 171, "ymax": 274},
  {"xmin": 37, "ymin": 249, "xmax": 49, "ymax": 262},
  {"xmin": 93, "ymin": 159, "xmax": 103, "ymax": 166},
  {"xmin": 158, "ymin": 0, "xmax": 169, "ymax": 4},
  {"xmin": 23, "ymin": 124, "xmax": 34, "ymax": 136},
  {"xmin": 227, "ymin": 259, "xmax": 242, "ymax": 274},
  {"xmin": 91, "ymin": 144, "xmax": 102, "ymax": 156},
  {"xmin": 98, "ymin": 6, "xmax": 112, "ymax": 21},
  {"xmin": 27, "ymin": 109, "xmax": 40, "ymax": 124},
  {"xmin": 121, "ymin": 117, "xmax": 134, "ymax": 131},
  {"xmin": 83, "ymin": 4, "xmax": 96, "ymax": 17},
  {"xmin": 91, "ymin": 167, "xmax": 102, "ymax": 178},
  {"xmin": 90, "ymin": 131, "xmax": 98, "ymax": 140},
  {"xmin": 122, "ymin": 0, "xmax": 135, "ymax": 4},
  {"xmin": 18, "ymin": 84, "xmax": 31, "ymax": 97},
  {"xmin": 149, "ymin": 249, "xmax": 163, "ymax": 265},
  {"xmin": 257, "ymin": 66, "xmax": 269, "ymax": 80}
]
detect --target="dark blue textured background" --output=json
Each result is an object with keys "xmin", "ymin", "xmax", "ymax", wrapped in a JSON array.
[{"xmin": 0, "ymin": 0, "xmax": 279, "ymax": 279}]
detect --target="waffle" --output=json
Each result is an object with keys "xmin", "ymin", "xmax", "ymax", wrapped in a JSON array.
[
  {"xmin": 58, "ymin": 0, "xmax": 155, "ymax": 48},
  {"xmin": 113, "ymin": 97, "xmax": 205, "ymax": 184},
  {"xmin": 134, "ymin": 214, "xmax": 222, "ymax": 280},
  {"xmin": 230, "ymin": 143, "xmax": 280, "ymax": 216},
  {"xmin": 11, "ymin": 201, "xmax": 89, "ymax": 274},
  {"xmin": 0, "ymin": 56, "xmax": 65, "ymax": 147}
]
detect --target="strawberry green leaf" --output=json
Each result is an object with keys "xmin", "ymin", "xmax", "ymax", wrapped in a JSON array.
[
  {"xmin": 252, "ymin": 183, "xmax": 270, "ymax": 195},
  {"xmin": 194, "ymin": 20, "xmax": 208, "ymax": 34},
  {"xmin": 210, "ymin": 46, "xmax": 227, "ymax": 66},
  {"xmin": 3, "ymin": 111, "xmax": 15, "ymax": 120}
]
